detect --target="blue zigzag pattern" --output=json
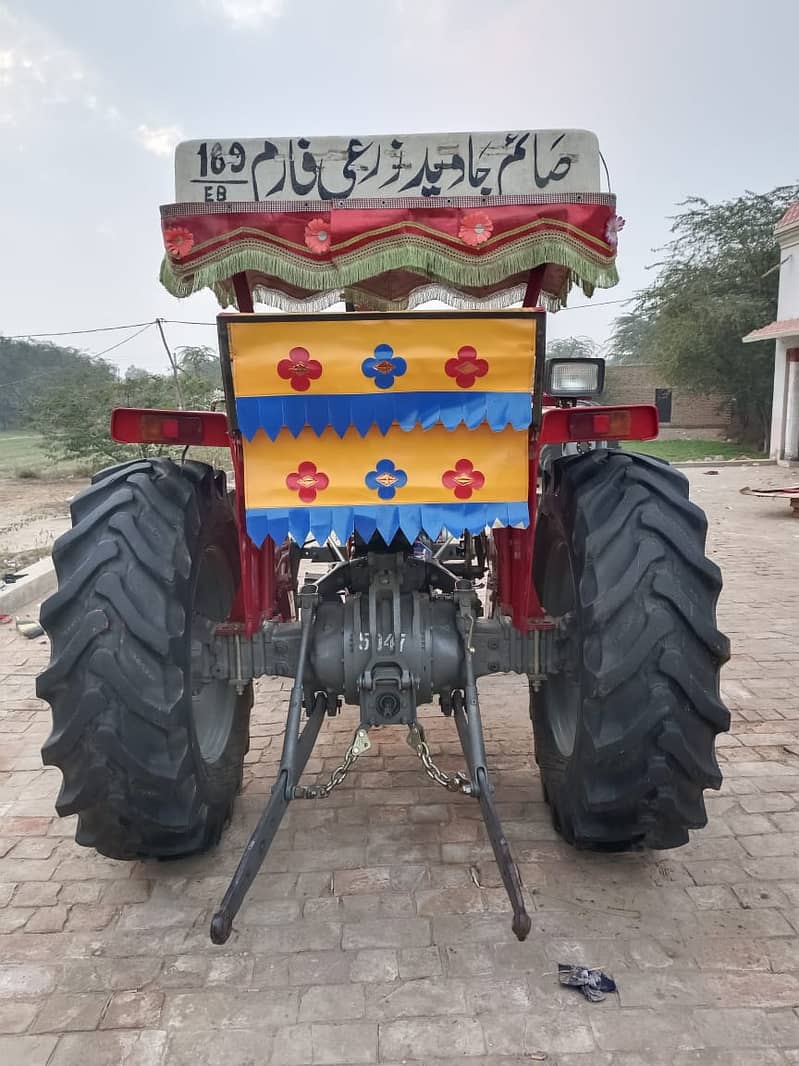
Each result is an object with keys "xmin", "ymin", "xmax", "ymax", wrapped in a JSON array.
[
  {"xmin": 245, "ymin": 501, "xmax": 530, "ymax": 547},
  {"xmin": 236, "ymin": 391, "xmax": 531, "ymax": 440}
]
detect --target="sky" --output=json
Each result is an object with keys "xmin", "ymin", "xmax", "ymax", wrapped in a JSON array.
[{"xmin": 2, "ymin": 0, "xmax": 798, "ymax": 373}]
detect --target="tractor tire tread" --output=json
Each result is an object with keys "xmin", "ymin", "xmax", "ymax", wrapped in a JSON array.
[
  {"xmin": 533, "ymin": 449, "xmax": 730, "ymax": 851},
  {"xmin": 37, "ymin": 457, "xmax": 250, "ymax": 860}
]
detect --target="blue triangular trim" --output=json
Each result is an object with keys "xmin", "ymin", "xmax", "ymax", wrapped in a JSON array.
[
  {"xmin": 245, "ymin": 501, "xmax": 530, "ymax": 547},
  {"xmin": 351, "ymin": 508, "xmax": 377, "ymax": 543},
  {"xmin": 236, "ymin": 392, "xmax": 531, "ymax": 440}
]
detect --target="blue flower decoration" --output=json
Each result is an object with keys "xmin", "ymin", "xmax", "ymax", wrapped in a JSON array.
[
  {"xmin": 365, "ymin": 459, "xmax": 408, "ymax": 501},
  {"xmin": 361, "ymin": 343, "xmax": 407, "ymax": 390}
]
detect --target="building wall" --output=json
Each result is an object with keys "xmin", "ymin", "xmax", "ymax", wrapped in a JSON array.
[
  {"xmin": 771, "ymin": 339, "xmax": 790, "ymax": 459},
  {"xmin": 770, "ymin": 223, "xmax": 799, "ymax": 459},
  {"xmin": 603, "ymin": 363, "xmax": 731, "ymax": 429},
  {"xmin": 776, "ymin": 227, "xmax": 799, "ymax": 321}
]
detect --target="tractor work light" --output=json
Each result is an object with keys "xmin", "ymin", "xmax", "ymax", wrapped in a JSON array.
[{"xmin": 545, "ymin": 358, "xmax": 605, "ymax": 397}]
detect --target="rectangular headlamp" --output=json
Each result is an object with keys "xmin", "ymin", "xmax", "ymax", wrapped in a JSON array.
[{"xmin": 545, "ymin": 358, "xmax": 605, "ymax": 398}]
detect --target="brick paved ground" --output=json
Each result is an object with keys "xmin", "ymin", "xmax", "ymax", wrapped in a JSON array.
[{"xmin": 1, "ymin": 464, "xmax": 798, "ymax": 1065}]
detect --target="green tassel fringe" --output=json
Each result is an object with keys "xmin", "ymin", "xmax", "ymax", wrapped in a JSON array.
[{"xmin": 159, "ymin": 236, "xmax": 618, "ymax": 311}]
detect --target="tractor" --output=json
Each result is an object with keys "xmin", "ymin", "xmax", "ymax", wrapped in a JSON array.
[{"xmin": 37, "ymin": 130, "xmax": 730, "ymax": 943}]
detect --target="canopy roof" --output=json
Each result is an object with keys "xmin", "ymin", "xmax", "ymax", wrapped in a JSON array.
[
  {"xmin": 159, "ymin": 130, "xmax": 621, "ymax": 311},
  {"xmin": 743, "ymin": 317, "xmax": 799, "ymax": 343},
  {"xmin": 776, "ymin": 203, "xmax": 799, "ymax": 233}
]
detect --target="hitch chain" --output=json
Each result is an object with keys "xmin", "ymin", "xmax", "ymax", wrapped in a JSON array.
[
  {"xmin": 292, "ymin": 722, "xmax": 471, "ymax": 799},
  {"xmin": 292, "ymin": 727, "xmax": 371, "ymax": 799},
  {"xmin": 407, "ymin": 724, "xmax": 472, "ymax": 795}
]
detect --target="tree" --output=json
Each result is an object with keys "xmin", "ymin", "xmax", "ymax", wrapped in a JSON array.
[
  {"xmin": 0, "ymin": 337, "xmax": 90, "ymax": 430},
  {"xmin": 28, "ymin": 347, "xmax": 223, "ymax": 469},
  {"xmin": 632, "ymin": 185, "xmax": 799, "ymax": 446},
  {"xmin": 29, "ymin": 363, "xmax": 167, "ymax": 467},
  {"xmin": 547, "ymin": 336, "xmax": 600, "ymax": 360},
  {"xmin": 606, "ymin": 311, "xmax": 656, "ymax": 364},
  {"xmin": 176, "ymin": 345, "xmax": 220, "ymax": 383},
  {"xmin": 175, "ymin": 346, "xmax": 223, "ymax": 408},
  {"xmin": 124, "ymin": 365, "xmax": 150, "ymax": 381}
]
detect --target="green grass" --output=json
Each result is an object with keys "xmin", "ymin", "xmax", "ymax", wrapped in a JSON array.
[
  {"xmin": 1, "ymin": 431, "xmax": 54, "ymax": 477},
  {"xmin": 0, "ymin": 431, "xmax": 48, "ymax": 468},
  {"xmin": 624, "ymin": 439, "xmax": 765, "ymax": 462},
  {"xmin": 0, "ymin": 431, "xmax": 232, "ymax": 479},
  {"xmin": 0, "ymin": 431, "xmax": 92, "ymax": 478}
]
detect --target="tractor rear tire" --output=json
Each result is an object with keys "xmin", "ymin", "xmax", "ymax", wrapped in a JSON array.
[
  {"xmin": 37, "ymin": 458, "xmax": 252, "ymax": 860},
  {"xmin": 532, "ymin": 450, "xmax": 730, "ymax": 850}
]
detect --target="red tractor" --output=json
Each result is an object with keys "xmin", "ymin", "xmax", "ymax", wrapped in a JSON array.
[{"xmin": 37, "ymin": 130, "xmax": 729, "ymax": 942}]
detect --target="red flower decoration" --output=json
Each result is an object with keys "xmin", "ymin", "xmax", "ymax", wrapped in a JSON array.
[
  {"xmin": 445, "ymin": 345, "xmax": 489, "ymax": 389},
  {"xmin": 286, "ymin": 461, "xmax": 329, "ymax": 503},
  {"xmin": 442, "ymin": 459, "xmax": 486, "ymax": 500},
  {"xmin": 605, "ymin": 214, "xmax": 626, "ymax": 250},
  {"xmin": 459, "ymin": 211, "xmax": 493, "ymax": 247},
  {"xmin": 277, "ymin": 346, "xmax": 323, "ymax": 392},
  {"xmin": 164, "ymin": 226, "xmax": 195, "ymax": 259},
  {"xmin": 305, "ymin": 218, "xmax": 332, "ymax": 254}
]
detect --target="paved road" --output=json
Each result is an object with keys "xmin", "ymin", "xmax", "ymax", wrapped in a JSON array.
[{"xmin": 0, "ymin": 464, "xmax": 797, "ymax": 1065}]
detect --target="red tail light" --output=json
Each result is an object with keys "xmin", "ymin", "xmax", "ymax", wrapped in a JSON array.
[
  {"xmin": 567, "ymin": 409, "xmax": 632, "ymax": 439},
  {"xmin": 111, "ymin": 408, "xmax": 230, "ymax": 447},
  {"xmin": 538, "ymin": 404, "xmax": 658, "ymax": 444}
]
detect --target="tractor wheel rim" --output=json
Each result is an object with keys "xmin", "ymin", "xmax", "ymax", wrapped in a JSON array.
[
  {"xmin": 543, "ymin": 538, "xmax": 581, "ymax": 758},
  {"xmin": 190, "ymin": 544, "xmax": 237, "ymax": 765}
]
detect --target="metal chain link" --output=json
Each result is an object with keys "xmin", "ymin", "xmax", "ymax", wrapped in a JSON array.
[
  {"xmin": 294, "ymin": 722, "xmax": 471, "ymax": 799},
  {"xmin": 407, "ymin": 725, "xmax": 472, "ymax": 795},
  {"xmin": 293, "ymin": 727, "xmax": 371, "ymax": 800}
]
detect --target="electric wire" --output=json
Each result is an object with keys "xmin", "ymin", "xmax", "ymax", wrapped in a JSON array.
[
  {"xmin": 3, "ymin": 294, "xmax": 635, "ymax": 343},
  {"xmin": 0, "ymin": 322, "xmax": 156, "ymax": 391}
]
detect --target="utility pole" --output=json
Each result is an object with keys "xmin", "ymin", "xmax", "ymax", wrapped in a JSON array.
[{"xmin": 155, "ymin": 318, "xmax": 184, "ymax": 409}]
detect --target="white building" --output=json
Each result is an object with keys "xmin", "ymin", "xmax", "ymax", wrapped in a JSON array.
[{"xmin": 743, "ymin": 203, "xmax": 799, "ymax": 464}]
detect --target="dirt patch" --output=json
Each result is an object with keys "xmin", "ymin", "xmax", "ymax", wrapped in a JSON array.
[{"xmin": 0, "ymin": 477, "xmax": 89, "ymax": 574}]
